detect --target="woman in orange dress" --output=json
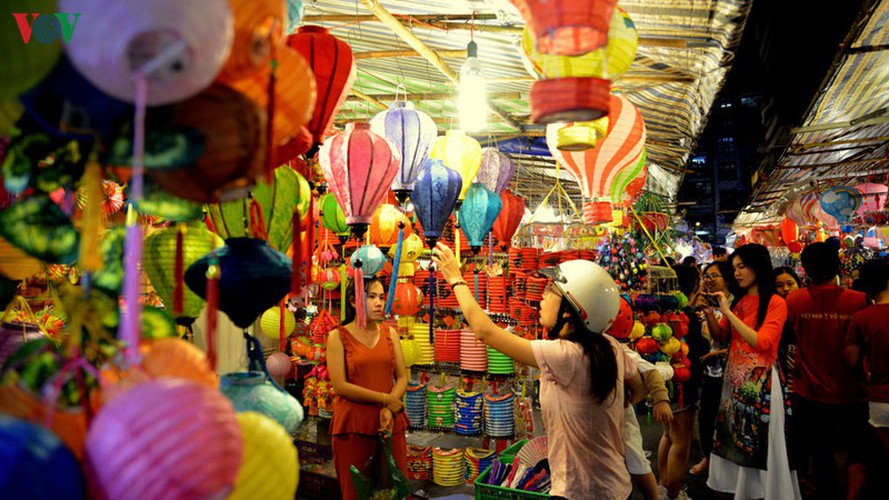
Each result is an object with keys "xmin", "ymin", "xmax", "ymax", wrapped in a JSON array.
[{"xmin": 327, "ymin": 277, "xmax": 409, "ymax": 500}]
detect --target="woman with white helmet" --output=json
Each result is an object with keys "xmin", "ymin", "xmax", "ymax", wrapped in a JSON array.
[{"xmin": 432, "ymin": 243, "xmax": 638, "ymax": 500}]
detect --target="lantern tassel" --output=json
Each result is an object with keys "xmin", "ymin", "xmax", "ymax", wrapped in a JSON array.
[
  {"xmin": 384, "ymin": 224, "xmax": 405, "ymax": 315},
  {"xmin": 355, "ymin": 262, "xmax": 366, "ymax": 330},
  {"xmin": 291, "ymin": 209, "xmax": 302, "ymax": 297},
  {"xmin": 279, "ymin": 299, "xmax": 287, "ymax": 352},
  {"xmin": 249, "ymin": 197, "xmax": 269, "ymax": 240},
  {"xmin": 205, "ymin": 253, "xmax": 220, "ymax": 371},
  {"xmin": 173, "ymin": 223, "xmax": 185, "ymax": 316},
  {"xmin": 78, "ymin": 155, "xmax": 103, "ymax": 272},
  {"xmin": 340, "ymin": 263, "xmax": 347, "ymax": 323},
  {"xmin": 304, "ymin": 195, "xmax": 315, "ymax": 287},
  {"xmin": 474, "ymin": 267, "xmax": 479, "ymax": 303},
  {"xmin": 488, "ymin": 232, "xmax": 493, "ymax": 268}
]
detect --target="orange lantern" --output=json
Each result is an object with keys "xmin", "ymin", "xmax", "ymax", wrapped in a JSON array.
[
  {"xmin": 370, "ymin": 204, "xmax": 413, "ymax": 250},
  {"xmin": 781, "ymin": 218, "xmax": 799, "ymax": 246},
  {"xmin": 217, "ymin": 0, "xmax": 287, "ymax": 82}
]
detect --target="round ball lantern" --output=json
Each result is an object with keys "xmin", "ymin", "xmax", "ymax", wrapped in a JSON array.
[
  {"xmin": 228, "ymin": 412, "xmax": 299, "ymax": 500},
  {"xmin": 393, "ymin": 282, "xmax": 424, "ymax": 317},
  {"xmin": 0, "ymin": 415, "xmax": 85, "ymax": 500}
]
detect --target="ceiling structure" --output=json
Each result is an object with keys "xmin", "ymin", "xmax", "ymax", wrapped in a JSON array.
[
  {"xmin": 733, "ymin": 0, "xmax": 889, "ymax": 229},
  {"xmin": 303, "ymin": 0, "xmax": 754, "ymax": 213}
]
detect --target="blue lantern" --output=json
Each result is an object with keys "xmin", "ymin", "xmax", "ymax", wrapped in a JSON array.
[
  {"xmin": 458, "ymin": 182, "xmax": 503, "ymax": 254},
  {"xmin": 370, "ymin": 100, "xmax": 438, "ymax": 204},
  {"xmin": 350, "ymin": 244, "xmax": 386, "ymax": 277},
  {"xmin": 820, "ymin": 185, "xmax": 862, "ymax": 224},
  {"xmin": 0, "ymin": 416, "xmax": 85, "ymax": 499},
  {"xmin": 412, "ymin": 159, "xmax": 463, "ymax": 247}
]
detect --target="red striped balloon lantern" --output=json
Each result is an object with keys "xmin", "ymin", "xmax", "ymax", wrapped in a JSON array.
[
  {"xmin": 319, "ymin": 123, "xmax": 401, "ymax": 240},
  {"xmin": 492, "ymin": 189, "xmax": 526, "ymax": 250}
]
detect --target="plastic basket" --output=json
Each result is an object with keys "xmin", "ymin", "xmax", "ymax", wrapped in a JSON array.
[{"xmin": 473, "ymin": 465, "xmax": 550, "ymax": 500}]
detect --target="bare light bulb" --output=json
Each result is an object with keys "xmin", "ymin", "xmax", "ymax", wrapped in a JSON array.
[{"xmin": 457, "ymin": 40, "xmax": 488, "ymax": 132}]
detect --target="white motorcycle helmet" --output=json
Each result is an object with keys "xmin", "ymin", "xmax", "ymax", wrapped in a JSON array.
[{"xmin": 539, "ymin": 259, "xmax": 620, "ymax": 334}]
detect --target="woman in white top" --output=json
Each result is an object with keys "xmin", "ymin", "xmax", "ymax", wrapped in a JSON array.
[{"xmin": 433, "ymin": 243, "xmax": 642, "ymax": 500}]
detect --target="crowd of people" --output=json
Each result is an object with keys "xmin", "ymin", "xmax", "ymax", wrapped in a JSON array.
[{"xmin": 323, "ymin": 240, "xmax": 889, "ymax": 500}]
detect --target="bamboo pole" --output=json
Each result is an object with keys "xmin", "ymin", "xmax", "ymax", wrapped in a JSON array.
[{"xmin": 355, "ymin": 49, "xmax": 467, "ymax": 59}]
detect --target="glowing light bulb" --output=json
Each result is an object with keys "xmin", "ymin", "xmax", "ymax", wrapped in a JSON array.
[{"xmin": 457, "ymin": 40, "xmax": 488, "ymax": 132}]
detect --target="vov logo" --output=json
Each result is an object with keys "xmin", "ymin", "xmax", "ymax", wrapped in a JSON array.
[{"xmin": 12, "ymin": 12, "xmax": 81, "ymax": 44}]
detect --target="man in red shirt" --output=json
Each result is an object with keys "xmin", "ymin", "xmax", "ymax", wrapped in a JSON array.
[{"xmin": 786, "ymin": 242, "xmax": 869, "ymax": 499}]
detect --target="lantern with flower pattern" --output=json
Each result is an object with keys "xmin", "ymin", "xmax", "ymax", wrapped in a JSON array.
[
  {"xmin": 370, "ymin": 101, "xmax": 438, "ymax": 204},
  {"xmin": 412, "ymin": 160, "xmax": 463, "ymax": 248}
]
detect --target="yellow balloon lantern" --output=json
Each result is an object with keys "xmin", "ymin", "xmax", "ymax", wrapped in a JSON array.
[
  {"xmin": 429, "ymin": 130, "xmax": 482, "ymax": 201},
  {"xmin": 259, "ymin": 306, "xmax": 297, "ymax": 340},
  {"xmin": 397, "ymin": 261, "xmax": 416, "ymax": 279},
  {"xmin": 229, "ymin": 412, "xmax": 299, "ymax": 500},
  {"xmin": 629, "ymin": 321, "xmax": 645, "ymax": 341},
  {"xmin": 390, "ymin": 232, "xmax": 424, "ymax": 263},
  {"xmin": 660, "ymin": 337, "xmax": 681, "ymax": 356}
]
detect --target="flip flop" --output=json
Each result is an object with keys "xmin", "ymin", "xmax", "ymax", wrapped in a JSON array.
[{"xmin": 689, "ymin": 459, "xmax": 709, "ymax": 475}]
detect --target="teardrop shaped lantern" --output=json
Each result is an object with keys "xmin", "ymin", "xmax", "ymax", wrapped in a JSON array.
[
  {"xmin": 477, "ymin": 148, "xmax": 516, "ymax": 195},
  {"xmin": 349, "ymin": 245, "xmax": 386, "ymax": 277},
  {"xmin": 412, "ymin": 160, "xmax": 463, "ymax": 248},
  {"xmin": 511, "ymin": 0, "xmax": 619, "ymax": 56},
  {"xmin": 207, "ymin": 166, "xmax": 311, "ymax": 252},
  {"xmin": 492, "ymin": 189, "xmax": 526, "ymax": 250},
  {"xmin": 370, "ymin": 204, "xmax": 413, "ymax": 251},
  {"xmin": 429, "ymin": 130, "xmax": 481, "ymax": 204},
  {"xmin": 370, "ymin": 101, "xmax": 438, "ymax": 204},
  {"xmin": 145, "ymin": 222, "xmax": 224, "ymax": 325},
  {"xmin": 319, "ymin": 192, "xmax": 351, "ymax": 242},
  {"xmin": 458, "ymin": 183, "xmax": 503, "ymax": 254},
  {"xmin": 389, "ymin": 232, "xmax": 424, "ymax": 263},
  {"xmin": 185, "ymin": 238, "xmax": 292, "ymax": 329},
  {"xmin": 286, "ymin": 26, "xmax": 357, "ymax": 149},
  {"xmin": 546, "ymin": 93, "xmax": 645, "ymax": 224},
  {"xmin": 319, "ymin": 123, "xmax": 401, "ymax": 240}
]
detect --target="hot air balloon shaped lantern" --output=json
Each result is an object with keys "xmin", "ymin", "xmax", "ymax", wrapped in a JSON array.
[
  {"xmin": 477, "ymin": 148, "xmax": 516, "ymax": 195},
  {"xmin": 511, "ymin": 0, "xmax": 619, "ymax": 56},
  {"xmin": 429, "ymin": 130, "xmax": 481, "ymax": 208},
  {"xmin": 412, "ymin": 159, "xmax": 463, "ymax": 249},
  {"xmin": 492, "ymin": 189, "xmax": 526, "ymax": 251},
  {"xmin": 820, "ymin": 186, "xmax": 862, "ymax": 225},
  {"xmin": 319, "ymin": 123, "xmax": 401, "ymax": 241},
  {"xmin": 370, "ymin": 204, "xmax": 413, "ymax": 252},
  {"xmin": 458, "ymin": 183, "xmax": 503, "ymax": 254},
  {"xmin": 370, "ymin": 99, "xmax": 438, "ymax": 204}
]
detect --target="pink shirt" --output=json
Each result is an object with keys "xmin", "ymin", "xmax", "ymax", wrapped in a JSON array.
[{"xmin": 531, "ymin": 336, "xmax": 633, "ymax": 500}]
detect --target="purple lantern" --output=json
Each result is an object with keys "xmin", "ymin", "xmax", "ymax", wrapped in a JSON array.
[
  {"xmin": 370, "ymin": 101, "xmax": 438, "ymax": 204},
  {"xmin": 412, "ymin": 159, "xmax": 462, "ymax": 248},
  {"xmin": 458, "ymin": 182, "xmax": 503, "ymax": 254},
  {"xmin": 476, "ymin": 148, "xmax": 516, "ymax": 195}
]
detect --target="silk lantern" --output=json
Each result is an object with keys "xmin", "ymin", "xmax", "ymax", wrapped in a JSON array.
[
  {"xmin": 370, "ymin": 101, "xmax": 438, "ymax": 203},
  {"xmin": 207, "ymin": 166, "xmax": 311, "ymax": 252},
  {"xmin": 855, "ymin": 182, "xmax": 888, "ymax": 218},
  {"xmin": 217, "ymin": 0, "xmax": 288, "ymax": 82},
  {"xmin": 318, "ymin": 268, "xmax": 340, "ymax": 291},
  {"xmin": 319, "ymin": 192, "xmax": 350, "ymax": 241},
  {"xmin": 477, "ymin": 148, "xmax": 516, "ymax": 195},
  {"xmin": 84, "ymin": 380, "xmax": 243, "ymax": 500},
  {"xmin": 286, "ymin": 26, "xmax": 357, "ymax": 149},
  {"xmin": 521, "ymin": 7, "xmax": 637, "ymax": 124},
  {"xmin": 319, "ymin": 123, "xmax": 401, "ymax": 240},
  {"xmin": 370, "ymin": 204, "xmax": 413, "ymax": 250},
  {"xmin": 429, "ymin": 130, "xmax": 482, "ymax": 203},
  {"xmin": 390, "ymin": 232, "xmax": 424, "ymax": 263},
  {"xmin": 510, "ymin": 0, "xmax": 618, "ymax": 55},
  {"xmin": 349, "ymin": 245, "xmax": 386, "ymax": 277},
  {"xmin": 229, "ymin": 412, "xmax": 299, "ymax": 500},
  {"xmin": 820, "ymin": 186, "xmax": 861, "ymax": 225},
  {"xmin": 458, "ymin": 183, "xmax": 503, "ymax": 253},
  {"xmin": 492, "ymin": 189, "xmax": 526, "ymax": 250},
  {"xmin": 412, "ymin": 160, "xmax": 463, "ymax": 247},
  {"xmin": 546, "ymin": 93, "xmax": 645, "ymax": 224},
  {"xmin": 393, "ymin": 282, "xmax": 423, "ymax": 317},
  {"xmin": 144, "ymin": 222, "xmax": 223, "ymax": 325}
]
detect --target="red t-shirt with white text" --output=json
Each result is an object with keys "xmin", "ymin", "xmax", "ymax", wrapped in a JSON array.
[{"xmin": 845, "ymin": 304, "xmax": 889, "ymax": 404}]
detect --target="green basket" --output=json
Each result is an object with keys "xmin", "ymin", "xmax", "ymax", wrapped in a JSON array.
[{"xmin": 473, "ymin": 465, "xmax": 550, "ymax": 500}]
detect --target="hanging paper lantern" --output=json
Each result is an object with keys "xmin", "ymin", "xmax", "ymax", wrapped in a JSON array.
[
  {"xmin": 259, "ymin": 306, "xmax": 296, "ymax": 340},
  {"xmin": 411, "ymin": 160, "xmax": 463, "ymax": 247},
  {"xmin": 855, "ymin": 183, "xmax": 888, "ymax": 218},
  {"xmin": 820, "ymin": 186, "xmax": 861, "ymax": 225},
  {"xmin": 618, "ymin": 160, "xmax": 648, "ymax": 209},
  {"xmin": 370, "ymin": 204, "xmax": 413, "ymax": 250},
  {"xmin": 218, "ymin": 0, "xmax": 288, "ymax": 82},
  {"xmin": 781, "ymin": 218, "xmax": 799, "ymax": 246},
  {"xmin": 0, "ymin": 415, "xmax": 85, "ymax": 499},
  {"xmin": 610, "ymin": 149, "xmax": 646, "ymax": 207},
  {"xmin": 207, "ymin": 166, "xmax": 311, "ymax": 252},
  {"xmin": 286, "ymin": 26, "xmax": 357, "ymax": 148},
  {"xmin": 229, "ymin": 412, "xmax": 299, "ymax": 500},
  {"xmin": 318, "ymin": 268, "xmax": 341, "ymax": 291},
  {"xmin": 491, "ymin": 189, "xmax": 526, "ymax": 250},
  {"xmin": 0, "ymin": 1, "xmax": 61, "ymax": 100},
  {"xmin": 319, "ymin": 192, "xmax": 351, "ymax": 240},
  {"xmin": 185, "ymin": 238, "xmax": 292, "ymax": 329},
  {"xmin": 370, "ymin": 101, "xmax": 438, "ymax": 203},
  {"xmin": 0, "ymin": 195, "xmax": 79, "ymax": 264},
  {"xmin": 229, "ymin": 46, "xmax": 317, "ymax": 164},
  {"xmin": 84, "ymin": 379, "xmax": 243, "ymax": 500},
  {"xmin": 144, "ymin": 222, "xmax": 223, "ymax": 325},
  {"xmin": 148, "ymin": 83, "xmax": 266, "ymax": 204},
  {"xmin": 510, "ymin": 0, "xmax": 619, "ymax": 56},
  {"xmin": 552, "ymin": 116, "xmax": 610, "ymax": 151},
  {"xmin": 393, "ymin": 282, "xmax": 424, "ymax": 317},
  {"xmin": 520, "ymin": 7, "xmax": 636, "ymax": 123},
  {"xmin": 390, "ymin": 232, "xmax": 425, "ymax": 263},
  {"xmin": 60, "ymin": 0, "xmax": 234, "ymax": 106},
  {"xmin": 319, "ymin": 123, "xmax": 401, "ymax": 240},
  {"xmin": 458, "ymin": 183, "xmax": 503, "ymax": 253},
  {"xmin": 546, "ymin": 94, "xmax": 646, "ymax": 224},
  {"xmin": 477, "ymin": 148, "xmax": 516, "ymax": 195},
  {"xmin": 350, "ymin": 245, "xmax": 386, "ymax": 277},
  {"xmin": 429, "ymin": 130, "xmax": 482, "ymax": 203}
]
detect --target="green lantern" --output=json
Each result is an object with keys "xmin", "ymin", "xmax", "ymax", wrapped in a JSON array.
[
  {"xmin": 91, "ymin": 226, "xmax": 126, "ymax": 297},
  {"xmin": 135, "ymin": 178, "xmax": 204, "ymax": 222},
  {"xmin": 144, "ymin": 221, "xmax": 223, "ymax": 325},
  {"xmin": 0, "ymin": 195, "xmax": 79, "ymax": 264},
  {"xmin": 319, "ymin": 193, "xmax": 350, "ymax": 242},
  {"xmin": 206, "ymin": 166, "xmax": 310, "ymax": 253}
]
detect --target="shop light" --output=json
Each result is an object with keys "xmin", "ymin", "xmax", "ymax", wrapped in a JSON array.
[{"xmin": 457, "ymin": 40, "xmax": 488, "ymax": 132}]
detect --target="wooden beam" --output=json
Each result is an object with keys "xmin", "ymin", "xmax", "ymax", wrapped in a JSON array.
[
  {"xmin": 355, "ymin": 49, "xmax": 467, "ymax": 59},
  {"xmin": 345, "ymin": 91, "xmax": 526, "ymax": 103},
  {"xmin": 304, "ymin": 14, "xmax": 499, "ymax": 23},
  {"xmin": 350, "ymin": 89, "xmax": 387, "ymax": 111}
]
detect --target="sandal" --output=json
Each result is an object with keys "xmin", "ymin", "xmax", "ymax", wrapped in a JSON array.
[{"xmin": 689, "ymin": 458, "xmax": 709, "ymax": 476}]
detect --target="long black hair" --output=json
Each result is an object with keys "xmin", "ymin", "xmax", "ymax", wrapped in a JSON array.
[
  {"xmin": 729, "ymin": 244, "xmax": 777, "ymax": 329},
  {"xmin": 342, "ymin": 277, "xmax": 386, "ymax": 325},
  {"xmin": 547, "ymin": 300, "xmax": 618, "ymax": 403}
]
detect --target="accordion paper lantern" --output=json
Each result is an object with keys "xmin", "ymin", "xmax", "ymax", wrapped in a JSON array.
[
  {"xmin": 229, "ymin": 412, "xmax": 299, "ymax": 500},
  {"xmin": 510, "ymin": 0, "xmax": 619, "ymax": 55},
  {"xmin": 84, "ymin": 379, "xmax": 243, "ymax": 500}
]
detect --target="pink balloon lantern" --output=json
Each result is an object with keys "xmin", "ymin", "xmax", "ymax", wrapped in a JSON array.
[
  {"xmin": 319, "ymin": 122, "xmax": 401, "ymax": 240},
  {"xmin": 85, "ymin": 379, "xmax": 243, "ymax": 500},
  {"xmin": 855, "ymin": 183, "xmax": 888, "ymax": 219},
  {"xmin": 266, "ymin": 352, "xmax": 293, "ymax": 377}
]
